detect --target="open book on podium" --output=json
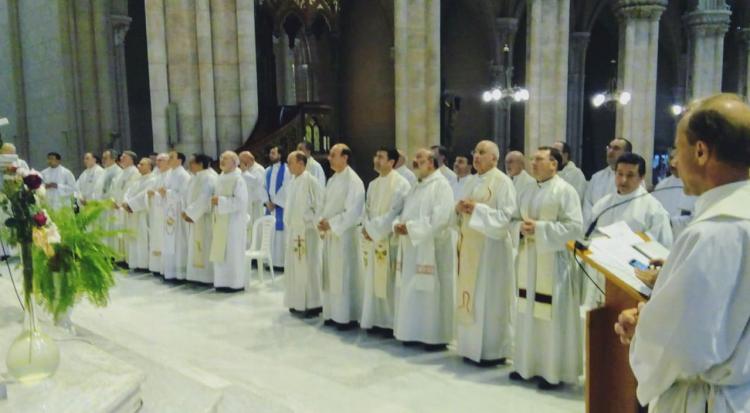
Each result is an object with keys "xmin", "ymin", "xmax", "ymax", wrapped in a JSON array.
[{"xmin": 567, "ymin": 221, "xmax": 670, "ymax": 413}]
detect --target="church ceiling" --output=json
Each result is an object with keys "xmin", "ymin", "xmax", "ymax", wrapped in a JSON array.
[{"xmin": 259, "ymin": 0, "xmax": 340, "ymax": 34}]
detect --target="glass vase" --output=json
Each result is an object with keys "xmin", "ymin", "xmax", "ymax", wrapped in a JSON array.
[{"xmin": 5, "ymin": 298, "xmax": 60, "ymax": 383}]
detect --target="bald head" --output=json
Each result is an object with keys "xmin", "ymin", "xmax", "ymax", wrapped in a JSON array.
[
  {"xmin": 238, "ymin": 151, "xmax": 255, "ymax": 171},
  {"xmin": 674, "ymin": 93, "xmax": 750, "ymax": 195},
  {"xmin": 473, "ymin": 140, "xmax": 500, "ymax": 174},
  {"xmin": 328, "ymin": 143, "xmax": 352, "ymax": 172},
  {"xmin": 504, "ymin": 151, "xmax": 526, "ymax": 177}
]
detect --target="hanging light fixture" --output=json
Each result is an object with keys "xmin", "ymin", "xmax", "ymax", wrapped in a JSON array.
[
  {"xmin": 591, "ymin": 60, "xmax": 631, "ymax": 109},
  {"xmin": 482, "ymin": 45, "xmax": 529, "ymax": 105},
  {"xmin": 670, "ymin": 104, "xmax": 685, "ymax": 116}
]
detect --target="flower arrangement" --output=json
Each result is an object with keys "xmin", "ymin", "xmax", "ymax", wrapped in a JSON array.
[{"xmin": 0, "ymin": 165, "xmax": 118, "ymax": 321}]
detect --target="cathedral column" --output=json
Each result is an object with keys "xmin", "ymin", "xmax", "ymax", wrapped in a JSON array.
[
  {"xmin": 491, "ymin": 17, "xmax": 518, "ymax": 158},
  {"xmin": 92, "ymin": 0, "xmax": 117, "ymax": 150},
  {"xmin": 566, "ymin": 32, "xmax": 590, "ymax": 166},
  {"xmin": 195, "ymin": 0, "xmax": 217, "ymax": 156},
  {"xmin": 236, "ymin": 0, "xmax": 258, "ymax": 140},
  {"xmin": 111, "ymin": 15, "xmax": 132, "ymax": 151},
  {"xmin": 684, "ymin": 3, "xmax": 731, "ymax": 101},
  {"xmin": 524, "ymin": 0, "xmax": 570, "ymax": 153},
  {"xmin": 394, "ymin": 0, "xmax": 440, "ymax": 159},
  {"xmin": 614, "ymin": 0, "xmax": 667, "ymax": 184},
  {"xmin": 211, "ymin": 0, "xmax": 242, "ymax": 151},
  {"xmin": 165, "ymin": 0, "xmax": 203, "ymax": 155},
  {"xmin": 145, "ymin": 0, "xmax": 170, "ymax": 152}
]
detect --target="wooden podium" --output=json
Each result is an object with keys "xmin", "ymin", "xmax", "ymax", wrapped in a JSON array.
[{"xmin": 567, "ymin": 240, "xmax": 648, "ymax": 413}]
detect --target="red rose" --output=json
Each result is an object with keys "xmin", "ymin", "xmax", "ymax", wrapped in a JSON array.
[
  {"xmin": 33, "ymin": 211, "xmax": 47, "ymax": 227},
  {"xmin": 23, "ymin": 173, "xmax": 42, "ymax": 190}
]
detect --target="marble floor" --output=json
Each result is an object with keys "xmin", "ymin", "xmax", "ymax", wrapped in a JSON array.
[{"xmin": 0, "ymin": 267, "xmax": 584, "ymax": 413}]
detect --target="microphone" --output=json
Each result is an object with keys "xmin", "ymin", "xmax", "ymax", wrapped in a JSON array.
[{"xmin": 576, "ymin": 185, "xmax": 683, "ymax": 250}]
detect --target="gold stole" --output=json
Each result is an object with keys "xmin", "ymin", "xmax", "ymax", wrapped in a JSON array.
[
  {"xmin": 209, "ymin": 174, "xmax": 239, "ymax": 263},
  {"xmin": 517, "ymin": 183, "xmax": 559, "ymax": 320},
  {"xmin": 364, "ymin": 173, "xmax": 398, "ymax": 299},
  {"xmin": 456, "ymin": 173, "xmax": 496, "ymax": 325}
]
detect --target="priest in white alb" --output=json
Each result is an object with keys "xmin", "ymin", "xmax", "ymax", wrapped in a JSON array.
[
  {"xmin": 451, "ymin": 152, "xmax": 474, "ymax": 200},
  {"xmin": 583, "ymin": 137, "xmax": 632, "ymax": 222},
  {"xmin": 588, "ymin": 153, "xmax": 673, "ymax": 247},
  {"xmin": 76, "ymin": 152, "xmax": 104, "ymax": 204},
  {"xmin": 110, "ymin": 151, "xmax": 140, "ymax": 263},
  {"xmin": 210, "ymin": 151, "xmax": 249, "ymax": 292},
  {"xmin": 652, "ymin": 147, "xmax": 696, "ymax": 239},
  {"xmin": 297, "ymin": 141, "xmax": 326, "ymax": 188},
  {"xmin": 505, "ymin": 151, "xmax": 535, "ymax": 196},
  {"xmin": 161, "ymin": 151, "xmax": 191, "ymax": 281},
  {"xmin": 283, "ymin": 151, "xmax": 324, "ymax": 317},
  {"xmin": 360, "ymin": 147, "xmax": 410, "ymax": 335},
  {"xmin": 392, "ymin": 149, "xmax": 455, "ymax": 351},
  {"xmin": 552, "ymin": 141, "xmax": 587, "ymax": 201},
  {"xmin": 146, "ymin": 154, "xmax": 169, "ymax": 276},
  {"xmin": 615, "ymin": 94, "xmax": 750, "ymax": 413},
  {"xmin": 583, "ymin": 153, "xmax": 673, "ymax": 309},
  {"xmin": 40, "ymin": 152, "xmax": 77, "ymax": 210},
  {"xmin": 239, "ymin": 151, "xmax": 267, "ymax": 247},
  {"xmin": 183, "ymin": 154, "xmax": 218, "ymax": 285},
  {"xmin": 318, "ymin": 144, "xmax": 366, "ymax": 329},
  {"xmin": 123, "ymin": 157, "xmax": 157, "ymax": 271},
  {"xmin": 395, "ymin": 149, "xmax": 417, "ymax": 187},
  {"xmin": 264, "ymin": 145, "xmax": 290, "ymax": 268},
  {"xmin": 432, "ymin": 145, "xmax": 457, "ymax": 182},
  {"xmin": 454, "ymin": 140, "xmax": 517, "ymax": 365},
  {"xmin": 510, "ymin": 146, "xmax": 584, "ymax": 390},
  {"xmin": 95, "ymin": 149, "xmax": 123, "ymax": 252}
]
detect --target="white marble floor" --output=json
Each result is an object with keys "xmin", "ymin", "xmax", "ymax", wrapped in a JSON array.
[{"xmin": 0, "ymin": 268, "xmax": 584, "ymax": 413}]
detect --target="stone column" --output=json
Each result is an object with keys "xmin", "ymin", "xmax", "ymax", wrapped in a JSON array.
[
  {"xmin": 111, "ymin": 15, "xmax": 132, "ymax": 151},
  {"xmin": 75, "ymin": 0, "xmax": 104, "ymax": 154},
  {"xmin": 524, "ymin": 0, "xmax": 570, "ymax": 153},
  {"xmin": 566, "ymin": 32, "xmax": 590, "ymax": 166},
  {"xmin": 684, "ymin": 4, "xmax": 731, "ymax": 101},
  {"xmin": 491, "ymin": 17, "xmax": 518, "ymax": 158},
  {"xmin": 145, "ymin": 0, "xmax": 170, "ymax": 152},
  {"xmin": 195, "ymin": 0, "xmax": 217, "ymax": 156},
  {"xmin": 93, "ymin": 0, "xmax": 117, "ymax": 150},
  {"xmin": 394, "ymin": 0, "xmax": 440, "ymax": 159},
  {"xmin": 739, "ymin": 29, "xmax": 750, "ymax": 102},
  {"xmin": 165, "ymin": 0, "xmax": 203, "ymax": 155},
  {"xmin": 237, "ymin": 0, "xmax": 258, "ymax": 140},
  {"xmin": 614, "ymin": 0, "xmax": 667, "ymax": 184},
  {"xmin": 211, "ymin": 0, "xmax": 242, "ymax": 151}
]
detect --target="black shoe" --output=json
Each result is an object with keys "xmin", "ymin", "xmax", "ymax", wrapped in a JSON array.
[
  {"xmin": 537, "ymin": 378, "xmax": 562, "ymax": 390},
  {"xmin": 401, "ymin": 341, "xmax": 420, "ymax": 347},
  {"xmin": 289, "ymin": 308, "xmax": 301, "ymax": 315},
  {"xmin": 379, "ymin": 328, "xmax": 394, "ymax": 339},
  {"xmin": 423, "ymin": 343, "xmax": 448, "ymax": 352},
  {"xmin": 336, "ymin": 321, "xmax": 358, "ymax": 331},
  {"xmin": 302, "ymin": 309, "xmax": 320, "ymax": 319},
  {"xmin": 508, "ymin": 371, "xmax": 525, "ymax": 382},
  {"xmin": 323, "ymin": 319, "xmax": 336, "ymax": 327},
  {"xmin": 215, "ymin": 287, "xmax": 245, "ymax": 293},
  {"xmin": 468, "ymin": 357, "xmax": 506, "ymax": 368}
]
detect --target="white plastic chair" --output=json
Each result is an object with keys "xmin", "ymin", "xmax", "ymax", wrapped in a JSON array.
[{"xmin": 245, "ymin": 215, "xmax": 276, "ymax": 284}]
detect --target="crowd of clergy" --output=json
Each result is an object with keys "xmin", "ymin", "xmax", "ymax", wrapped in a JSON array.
[{"xmin": 2, "ymin": 92, "xmax": 749, "ymax": 411}]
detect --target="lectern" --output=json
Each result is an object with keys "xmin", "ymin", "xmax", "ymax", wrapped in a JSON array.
[{"xmin": 568, "ymin": 240, "xmax": 648, "ymax": 413}]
